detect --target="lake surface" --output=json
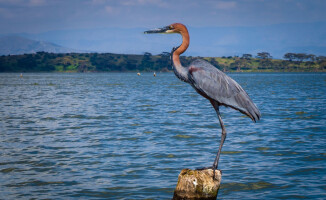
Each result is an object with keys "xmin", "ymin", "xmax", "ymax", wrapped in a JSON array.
[{"xmin": 0, "ymin": 72, "xmax": 325, "ymax": 199}]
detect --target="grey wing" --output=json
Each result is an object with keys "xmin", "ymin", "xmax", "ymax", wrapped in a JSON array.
[{"xmin": 188, "ymin": 59, "xmax": 261, "ymax": 122}]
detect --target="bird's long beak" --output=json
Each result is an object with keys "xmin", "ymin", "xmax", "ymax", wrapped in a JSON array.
[{"xmin": 144, "ymin": 26, "xmax": 171, "ymax": 34}]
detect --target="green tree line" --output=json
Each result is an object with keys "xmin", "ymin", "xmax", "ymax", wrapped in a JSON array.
[{"xmin": 0, "ymin": 51, "xmax": 325, "ymax": 72}]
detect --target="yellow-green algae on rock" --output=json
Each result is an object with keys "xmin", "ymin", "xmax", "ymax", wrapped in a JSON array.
[{"xmin": 173, "ymin": 168, "xmax": 222, "ymax": 200}]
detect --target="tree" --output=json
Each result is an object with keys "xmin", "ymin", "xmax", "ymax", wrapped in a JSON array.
[
  {"xmin": 140, "ymin": 52, "xmax": 154, "ymax": 71},
  {"xmin": 230, "ymin": 58, "xmax": 249, "ymax": 71},
  {"xmin": 316, "ymin": 56, "xmax": 326, "ymax": 62},
  {"xmin": 256, "ymin": 52, "xmax": 272, "ymax": 70},
  {"xmin": 295, "ymin": 53, "xmax": 308, "ymax": 62},
  {"xmin": 307, "ymin": 54, "xmax": 316, "ymax": 62},
  {"xmin": 156, "ymin": 52, "xmax": 170, "ymax": 70},
  {"xmin": 159, "ymin": 52, "xmax": 170, "ymax": 57},
  {"xmin": 125, "ymin": 59, "xmax": 137, "ymax": 71},
  {"xmin": 256, "ymin": 52, "xmax": 272, "ymax": 60},
  {"xmin": 209, "ymin": 58, "xmax": 221, "ymax": 69},
  {"xmin": 242, "ymin": 54, "xmax": 252, "ymax": 59},
  {"xmin": 284, "ymin": 53, "xmax": 295, "ymax": 61}
]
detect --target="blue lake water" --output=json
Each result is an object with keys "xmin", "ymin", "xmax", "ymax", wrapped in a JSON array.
[{"xmin": 0, "ymin": 72, "xmax": 325, "ymax": 199}]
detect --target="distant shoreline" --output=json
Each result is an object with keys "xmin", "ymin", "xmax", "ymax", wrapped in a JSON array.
[{"xmin": 1, "ymin": 52, "xmax": 325, "ymax": 72}]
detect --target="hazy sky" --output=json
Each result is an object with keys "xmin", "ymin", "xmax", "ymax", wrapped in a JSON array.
[{"xmin": 1, "ymin": 0, "xmax": 326, "ymax": 34}]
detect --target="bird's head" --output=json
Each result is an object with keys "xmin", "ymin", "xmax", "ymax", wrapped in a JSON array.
[{"xmin": 144, "ymin": 23, "xmax": 187, "ymax": 35}]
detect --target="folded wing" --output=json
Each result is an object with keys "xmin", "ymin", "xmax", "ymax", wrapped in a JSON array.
[{"xmin": 188, "ymin": 59, "xmax": 261, "ymax": 122}]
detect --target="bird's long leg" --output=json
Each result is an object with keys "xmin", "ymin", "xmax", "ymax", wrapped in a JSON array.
[{"xmin": 211, "ymin": 100, "xmax": 227, "ymax": 170}]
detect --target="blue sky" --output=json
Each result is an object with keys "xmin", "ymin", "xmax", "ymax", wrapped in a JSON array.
[
  {"xmin": 1, "ymin": 0, "xmax": 326, "ymax": 57},
  {"xmin": 1, "ymin": 0, "xmax": 325, "ymax": 32}
]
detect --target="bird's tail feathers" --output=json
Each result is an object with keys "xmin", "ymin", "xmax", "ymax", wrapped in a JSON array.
[
  {"xmin": 232, "ymin": 93, "xmax": 261, "ymax": 123},
  {"xmin": 244, "ymin": 102, "xmax": 261, "ymax": 123}
]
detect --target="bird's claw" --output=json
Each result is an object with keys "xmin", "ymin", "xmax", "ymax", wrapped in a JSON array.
[
  {"xmin": 196, "ymin": 166, "xmax": 215, "ymax": 170},
  {"xmin": 196, "ymin": 166, "xmax": 220, "ymax": 180}
]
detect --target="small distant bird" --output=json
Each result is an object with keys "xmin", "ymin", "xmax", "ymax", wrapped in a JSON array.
[
  {"xmin": 20, "ymin": 73, "xmax": 23, "ymax": 78},
  {"xmin": 154, "ymin": 72, "xmax": 156, "ymax": 77},
  {"xmin": 145, "ymin": 23, "xmax": 261, "ymax": 173},
  {"xmin": 137, "ymin": 72, "xmax": 141, "ymax": 76}
]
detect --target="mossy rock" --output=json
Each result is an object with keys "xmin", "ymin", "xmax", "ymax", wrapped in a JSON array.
[{"xmin": 173, "ymin": 168, "xmax": 222, "ymax": 200}]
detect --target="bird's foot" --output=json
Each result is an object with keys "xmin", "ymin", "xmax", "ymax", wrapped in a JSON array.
[
  {"xmin": 196, "ymin": 166, "xmax": 221, "ymax": 180},
  {"xmin": 196, "ymin": 166, "xmax": 215, "ymax": 170}
]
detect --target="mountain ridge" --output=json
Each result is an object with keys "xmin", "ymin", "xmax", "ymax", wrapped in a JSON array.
[
  {"xmin": 15, "ymin": 21, "xmax": 326, "ymax": 58},
  {"xmin": 0, "ymin": 35, "xmax": 84, "ymax": 55},
  {"xmin": 1, "ymin": 21, "xmax": 326, "ymax": 58}
]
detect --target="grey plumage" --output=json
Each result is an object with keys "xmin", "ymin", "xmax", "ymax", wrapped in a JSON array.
[{"xmin": 183, "ymin": 59, "xmax": 261, "ymax": 122}]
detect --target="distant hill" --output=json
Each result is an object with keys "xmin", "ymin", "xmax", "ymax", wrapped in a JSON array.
[
  {"xmin": 20, "ymin": 21, "xmax": 326, "ymax": 58},
  {"xmin": 0, "ymin": 35, "xmax": 83, "ymax": 55}
]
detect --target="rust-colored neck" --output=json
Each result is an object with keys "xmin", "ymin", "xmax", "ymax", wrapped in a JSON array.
[
  {"xmin": 172, "ymin": 27, "xmax": 190, "ymax": 67},
  {"xmin": 172, "ymin": 25, "xmax": 190, "ymax": 82}
]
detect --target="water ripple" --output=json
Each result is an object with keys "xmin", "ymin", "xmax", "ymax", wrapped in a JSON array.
[{"xmin": 0, "ymin": 72, "xmax": 325, "ymax": 199}]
